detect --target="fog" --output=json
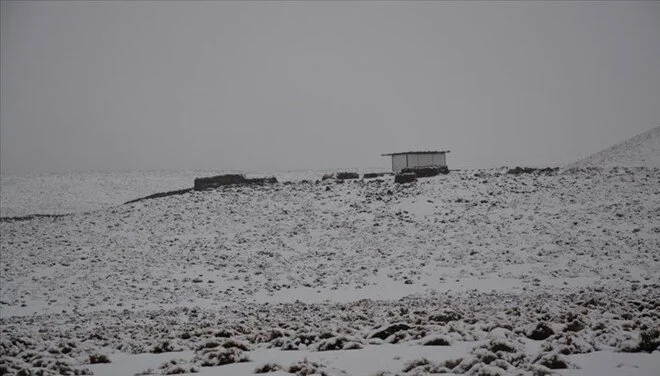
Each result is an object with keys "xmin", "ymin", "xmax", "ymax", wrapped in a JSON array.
[{"xmin": 1, "ymin": 1, "xmax": 659, "ymax": 174}]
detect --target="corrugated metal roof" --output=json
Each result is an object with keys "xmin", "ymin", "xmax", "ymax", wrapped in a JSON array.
[{"xmin": 381, "ymin": 150, "xmax": 450, "ymax": 156}]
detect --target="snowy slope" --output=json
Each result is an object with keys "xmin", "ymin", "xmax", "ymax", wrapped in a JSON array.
[
  {"xmin": 1, "ymin": 168, "xmax": 659, "ymax": 375},
  {"xmin": 0, "ymin": 170, "xmax": 199, "ymax": 217},
  {"xmin": 570, "ymin": 126, "xmax": 660, "ymax": 168},
  {"xmin": 0, "ymin": 168, "xmax": 387, "ymax": 217}
]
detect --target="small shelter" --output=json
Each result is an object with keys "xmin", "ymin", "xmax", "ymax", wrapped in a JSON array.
[{"xmin": 381, "ymin": 150, "xmax": 449, "ymax": 173}]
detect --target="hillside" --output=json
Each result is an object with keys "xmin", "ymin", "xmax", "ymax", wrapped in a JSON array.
[
  {"xmin": 1, "ymin": 168, "xmax": 658, "ymax": 375},
  {"xmin": 0, "ymin": 169, "xmax": 386, "ymax": 217},
  {"xmin": 570, "ymin": 126, "xmax": 660, "ymax": 168}
]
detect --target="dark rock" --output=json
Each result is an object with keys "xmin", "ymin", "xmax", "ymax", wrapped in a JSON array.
[
  {"xmin": 194, "ymin": 174, "xmax": 247, "ymax": 190},
  {"xmin": 89, "ymin": 354, "xmax": 110, "ymax": 364},
  {"xmin": 368, "ymin": 323, "xmax": 412, "ymax": 340},
  {"xmin": 363, "ymin": 172, "xmax": 389, "ymax": 179},
  {"xmin": 255, "ymin": 363, "xmax": 283, "ymax": 373},
  {"xmin": 527, "ymin": 322, "xmax": 555, "ymax": 340},
  {"xmin": 152, "ymin": 341, "xmax": 173, "ymax": 354},
  {"xmin": 563, "ymin": 320, "xmax": 585, "ymax": 332},
  {"xmin": 507, "ymin": 166, "xmax": 537, "ymax": 175},
  {"xmin": 395, "ymin": 173, "xmax": 417, "ymax": 184},
  {"xmin": 422, "ymin": 336, "xmax": 450, "ymax": 346},
  {"xmin": 428, "ymin": 309, "xmax": 462, "ymax": 323},
  {"xmin": 637, "ymin": 328, "xmax": 660, "ymax": 352},
  {"xmin": 536, "ymin": 353, "xmax": 569, "ymax": 369},
  {"xmin": 193, "ymin": 174, "xmax": 277, "ymax": 190},
  {"xmin": 401, "ymin": 166, "xmax": 449, "ymax": 177},
  {"xmin": 245, "ymin": 177, "xmax": 278, "ymax": 185},
  {"xmin": 538, "ymin": 167, "xmax": 560, "ymax": 175},
  {"xmin": 336, "ymin": 172, "xmax": 359, "ymax": 180},
  {"xmin": 488, "ymin": 340, "xmax": 517, "ymax": 353},
  {"xmin": 507, "ymin": 166, "xmax": 560, "ymax": 175},
  {"xmin": 124, "ymin": 188, "xmax": 193, "ymax": 204}
]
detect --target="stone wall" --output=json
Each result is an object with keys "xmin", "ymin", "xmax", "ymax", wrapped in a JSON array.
[
  {"xmin": 193, "ymin": 174, "xmax": 277, "ymax": 191},
  {"xmin": 336, "ymin": 172, "xmax": 359, "ymax": 180},
  {"xmin": 394, "ymin": 173, "xmax": 417, "ymax": 184},
  {"xmin": 401, "ymin": 166, "xmax": 449, "ymax": 177}
]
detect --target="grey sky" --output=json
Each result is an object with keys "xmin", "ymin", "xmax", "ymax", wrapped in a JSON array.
[{"xmin": 1, "ymin": 1, "xmax": 659, "ymax": 174}]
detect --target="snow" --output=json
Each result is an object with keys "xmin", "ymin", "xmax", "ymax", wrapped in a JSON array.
[
  {"xmin": 561, "ymin": 351, "xmax": 660, "ymax": 376},
  {"xmin": 3, "ymin": 169, "xmax": 657, "ymax": 318},
  {"xmin": 1, "ymin": 142, "xmax": 659, "ymax": 374},
  {"xmin": 570, "ymin": 126, "xmax": 660, "ymax": 168},
  {"xmin": 86, "ymin": 351, "xmax": 194, "ymax": 376},
  {"xmin": 0, "ymin": 168, "xmax": 387, "ymax": 217}
]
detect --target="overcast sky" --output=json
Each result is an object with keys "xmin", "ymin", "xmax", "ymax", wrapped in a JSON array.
[{"xmin": 1, "ymin": 1, "xmax": 659, "ymax": 174}]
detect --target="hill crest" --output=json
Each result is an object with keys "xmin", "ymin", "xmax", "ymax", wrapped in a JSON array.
[{"xmin": 570, "ymin": 126, "xmax": 660, "ymax": 168}]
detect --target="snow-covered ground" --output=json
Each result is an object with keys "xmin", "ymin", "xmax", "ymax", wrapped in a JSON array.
[
  {"xmin": 2, "ymin": 128, "xmax": 660, "ymax": 376},
  {"xmin": 570, "ymin": 126, "xmax": 660, "ymax": 169},
  {"xmin": 1, "ymin": 165, "xmax": 659, "ymax": 375},
  {"xmin": 0, "ymin": 168, "xmax": 386, "ymax": 218}
]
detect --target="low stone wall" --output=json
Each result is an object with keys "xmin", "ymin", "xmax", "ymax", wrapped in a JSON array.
[
  {"xmin": 245, "ymin": 177, "xmax": 278, "ymax": 185},
  {"xmin": 194, "ymin": 174, "xmax": 246, "ymax": 190},
  {"xmin": 394, "ymin": 173, "xmax": 417, "ymax": 184},
  {"xmin": 124, "ymin": 188, "xmax": 193, "ymax": 204},
  {"xmin": 507, "ymin": 167, "xmax": 560, "ymax": 175},
  {"xmin": 0, "ymin": 213, "xmax": 69, "ymax": 223},
  {"xmin": 193, "ymin": 174, "xmax": 278, "ymax": 191},
  {"xmin": 336, "ymin": 172, "xmax": 359, "ymax": 180},
  {"xmin": 401, "ymin": 166, "xmax": 449, "ymax": 177},
  {"xmin": 363, "ymin": 172, "xmax": 389, "ymax": 179}
]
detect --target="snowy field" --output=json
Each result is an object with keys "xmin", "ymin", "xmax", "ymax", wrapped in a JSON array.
[
  {"xmin": 1, "ymin": 165, "xmax": 659, "ymax": 375},
  {"xmin": 1, "ymin": 127, "xmax": 659, "ymax": 376},
  {"xmin": 0, "ymin": 168, "xmax": 385, "ymax": 218}
]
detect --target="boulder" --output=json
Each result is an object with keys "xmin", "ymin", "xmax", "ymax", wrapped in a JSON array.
[
  {"xmin": 395, "ymin": 173, "xmax": 417, "ymax": 184},
  {"xmin": 526, "ymin": 322, "xmax": 555, "ymax": 340},
  {"xmin": 368, "ymin": 323, "xmax": 412, "ymax": 340}
]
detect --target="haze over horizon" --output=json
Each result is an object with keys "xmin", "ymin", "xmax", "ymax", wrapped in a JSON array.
[{"xmin": 1, "ymin": 1, "xmax": 659, "ymax": 174}]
